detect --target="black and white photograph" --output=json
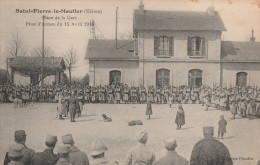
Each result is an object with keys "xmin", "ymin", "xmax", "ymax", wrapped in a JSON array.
[{"xmin": 0, "ymin": 0, "xmax": 260, "ymax": 164}]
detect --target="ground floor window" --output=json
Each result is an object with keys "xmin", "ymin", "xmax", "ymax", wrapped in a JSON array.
[
  {"xmin": 156, "ymin": 69, "xmax": 170, "ymax": 87},
  {"xmin": 188, "ymin": 69, "xmax": 202, "ymax": 86},
  {"xmin": 236, "ymin": 72, "xmax": 247, "ymax": 87},
  {"xmin": 109, "ymin": 70, "xmax": 121, "ymax": 85}
]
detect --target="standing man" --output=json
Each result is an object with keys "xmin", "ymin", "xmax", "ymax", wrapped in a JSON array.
[
  {"xmin": 4, "ymin": 130, "xmax": 35, "ymax": 165},
  {"xmin": 125, "ymin": 131, "xmax": 156, "ymax": 165},
  {"xmin": 190, "ymin": 127, "xmax": 232, "ymax": 165},
  {"xmin": 157, "ymin": 137, "xmax": 189, "ymax": 165},
  {"xmin": 62, "ymin": 134, "xmax": 89, "ymax": 165},
  {"xmin": 68, "ymin": 91, "xmax": 78, "ymax": 122},
  {"xmin": 31, "ymin": 134, "xmax": 58, "ymax": 165}
]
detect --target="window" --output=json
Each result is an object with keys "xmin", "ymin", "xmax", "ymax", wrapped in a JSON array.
[
  {"xmin": 154, "ymin": 36, "xmax": 173, "ymax": 57},
  {"xmin": 236, "ymin": 72, "xmax": 247, "ymax": 87},
  {"xmin": 188, "ymin": 36, "xmax": 206, "ymax": 57},
  {"xmin": 156, "ymin": 69, "xmax": 170, "ymax": 87},
  {"xmin": 109, "ymin": 70, "xmax": 121, "ymax": 85},
  {"xmin": 188, "ymin": 69, "xmax": 203, "ymax": 86}
]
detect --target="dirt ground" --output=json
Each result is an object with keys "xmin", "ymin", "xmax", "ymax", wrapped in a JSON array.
[{"xmin": 0, "ymin": 103, "xmax": 259, "ymax": 165}]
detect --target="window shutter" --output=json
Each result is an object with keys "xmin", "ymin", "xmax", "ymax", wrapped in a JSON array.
[
  {"xmin": 202, "ymin": 37, "xmax": 207, "ymax": 57},
  {"xmin": 187, "ymin": 37, "xmax": 192, "ymax": 56},
  {"xmin": 154, "ymin": 36, "xmax": 159, "ymax": 56},
  {"xmin": 169, "ymin": 37, "xmax": 174, "ymax": 56}
]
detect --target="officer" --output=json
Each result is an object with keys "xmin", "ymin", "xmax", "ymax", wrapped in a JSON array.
[
  {"xmin": 125, "ymin": 131, "xmax": 156, "ymax": 165},
  {"xmin": 157, "ymin": 137, "xmax": 189, "ymax": 165},
  {"xmin": 4, "ymin": 130, "xmax": 35, "ymax": 165},
  {"xmin": 190, "ymin": 127, "xmax": 232, "ymax": 165},
  {"xmin": 55, "ymin": 145, "xmax": 72, "ymax": 165},
  {"xmin": 6, "ymin": 144, "xmax": 24, "ymax": 165},
  {"xmin": 62, "ymin": 134, "xmax": 89, "ymax": 165},
  {"xmin": 31, "ymin": 134, "xmax": 58, "ymax": 165}
]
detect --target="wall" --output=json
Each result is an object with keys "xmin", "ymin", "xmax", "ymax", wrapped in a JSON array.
[
  {"xmin": 222, "ymin": 63, "xmax": 260, "ymax": 87},
  {"xmin": 137, "ymin": 30, "xmax": 221, "ymax": 60},
  {"xmin": 89, "ymin": 60, "xmax": 139, "ymax": 86},
  {"xmin": 143, "ymin": 62, "xmax": 221, "ymax": 87}
]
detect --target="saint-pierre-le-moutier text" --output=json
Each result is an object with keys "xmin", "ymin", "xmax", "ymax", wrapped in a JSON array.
[{"xmin": 16, "ymin": 9, "xmax": 102, "ymax": 14}]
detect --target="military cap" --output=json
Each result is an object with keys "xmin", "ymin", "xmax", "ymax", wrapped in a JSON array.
[
  {"xmin": 15, "ymin": 130, "xmax": 26, "ymax": 141},
  {"xmin": 137, "ymin": 131, "xmax": 148, "ymax": 144},
  {"xmin": 57, "ymin": 145, "xmax": 70, "ymax": 154},
  {"xmin": 90, "ymin": 140, "xmax": 108, "ymax": 156},
  {"xmin": 8, "ymin": 144, "xmax": 24, "ymax": 157},
  {"xmin": 203, "ymin": 127, "xmax": 214, "ymax": 137},
  {"xmin": 164, "ymin": 137, "xmax": 177, "ymax": 150},
  {"xmin": 45, "ymin": 134, "xmax": 57, "ymax": 145},
  {"xmin": 62, "ymin": 134, "xmax": 74, "ymax": 144}
]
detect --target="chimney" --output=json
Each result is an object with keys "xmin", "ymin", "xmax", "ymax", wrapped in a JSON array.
[
  {"xmin": 138, "ymin": 0, "xmax": 144, "ymax": 14},
  {"xmin": 207, "ymin": 6, "xmax": 215, "ymax": 16},
  {"xmin": 250, "ymin": 28, "xmax": 255, "ymax": 42}
]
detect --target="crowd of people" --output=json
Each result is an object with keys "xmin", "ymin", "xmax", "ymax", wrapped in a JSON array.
[
  {"xmin": 4, "ymin": 128, "xmax": 236, "ymax": 165},
  {"xmin": 1, "ymin": 83, "xmax": 260, "ymax": 119}
]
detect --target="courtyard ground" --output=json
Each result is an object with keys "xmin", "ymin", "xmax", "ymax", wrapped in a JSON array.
[{"xmin": 0, "ymin": 103, "xmax": 259, "ymax": 165}]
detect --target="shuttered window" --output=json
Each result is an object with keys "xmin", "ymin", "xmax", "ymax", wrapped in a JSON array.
[
  {"xmin": 154, "ymin": 36, "xmax": 174, "ymax": 57},
  {"xmin": 187, "ymin": 36, "xmax": 207, "ymax": 57}
]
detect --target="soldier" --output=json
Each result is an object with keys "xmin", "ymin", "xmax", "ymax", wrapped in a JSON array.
[
  {"xmin": 155, "ymin": 86, "xmax": 162, "ymax": 104},
  {"xmin": 84, "ymin": 86, "xmax": 91, "ymax": 103},
  {"xmin": 89, "ymin": 140, "xmax": 111, "ymax": 165},
  {"xmin": 148, "ymin": 86, "xmax": 154, "ymax": 102},
  {"xmin": 4, "ymin": 130, "xmax": 35, "ymax": 165},
  {"xmin": 218, "ymin": 115, "xmax": 227, "ymax": 139},
  {"xmin": 123, "ymin": 84, "xmax": 130, "ymax": 104},
  {"xmin": 140, "ymin": 85, "xmax": 147, "ymax": 103},
  {"xmin": 125, "ymin": 131, "xmax": 156, "ymax": 165},
  {"xmin": 6, "ymin": 144, "xmax": 24, "ymax": 165},
  {"xmin": 190, "ymin": 127, "xmax": 232, "ymax": 165},
  {"xmin": 68, "ymin": 91, "xmax": 79, "ymax": 122},
  {"xmin": 77, "ymin": 92, "xmax": 84, "ymax": 116},
  {"xmin": 115, "ymin": 85, "xmax": 121, "ymax": 104},
  {"xmin": 31, "ymin": 134, "xmax": 58, "ymax": 165},
  {"xmin": 55, "ymin": 145, "xmax": 72, "ymax": 165},
  {"xmin": 163, "ymin": 86, "xmax": 169, "ymax": 104},
  {"xmin": 62, "ymin": 134, "xmax": 89, "ymax": 165},
  {"xmin": 157, "ymin": 137, "xmax": 189, "ymax": 165}
]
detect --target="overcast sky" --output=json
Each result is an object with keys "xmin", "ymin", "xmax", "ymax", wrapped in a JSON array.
[{"xmin": 0, "ymin": 0, "xmax": 259, "ymax": 79}]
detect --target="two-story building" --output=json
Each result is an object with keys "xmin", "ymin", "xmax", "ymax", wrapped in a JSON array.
[{"xmin": 85, "ymin": 3, "xmax": 260, "ymax": 87}]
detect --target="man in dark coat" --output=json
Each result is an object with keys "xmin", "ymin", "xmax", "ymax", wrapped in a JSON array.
[
  {"xmin": 4, "ymin": 130, "xmax": 35, "ymax": 165},
  {"xmin": 31, "ymin": 134, "xmax": 58, "ymax": 165},
  {"xmin": 190, "ymin": 127, "xmax": 233, "ymax": 165},
  {"xmin": 68, "ymin": 91, "xmax": 79, "ymax": 122},
  {"xmin": 175, "ymin": 104, "xmax": 185, "ymax": 129}
]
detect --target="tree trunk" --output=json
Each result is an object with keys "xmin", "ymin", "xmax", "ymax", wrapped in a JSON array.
[{"xmin": 69, "ymin": 68, "xmax": 71, "ymax": 86}]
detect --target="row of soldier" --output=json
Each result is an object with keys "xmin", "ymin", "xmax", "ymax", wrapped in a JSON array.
[{"xmin": 5, "ymin": 127, "xmax": 235, "ymax": 165}]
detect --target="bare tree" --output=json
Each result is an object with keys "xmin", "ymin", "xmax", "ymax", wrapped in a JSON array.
[
  {"xmin": 64, "ymin": 46, "xmax": 78, "ymax": 85},
  {"xmin": 7, "ymin": 31, "xmax": 27, "ymax": 57},
  {"xmin": 30, "ymin": 46, "xmax": 54, "ymax": 57}
]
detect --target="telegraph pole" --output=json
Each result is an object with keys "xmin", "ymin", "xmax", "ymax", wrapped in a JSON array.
[
  {"xmin": 115, "ymin": 7, "xmax": 118, "ymax": 50},
  {"xmin": 41, "ymin": 15, "xmax": 45, "ymax": 85}
]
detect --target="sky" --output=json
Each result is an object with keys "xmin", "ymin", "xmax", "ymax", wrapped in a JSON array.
[{"xmin": 0, "ymin": 0, "xmax": 260, "ymax": 79}]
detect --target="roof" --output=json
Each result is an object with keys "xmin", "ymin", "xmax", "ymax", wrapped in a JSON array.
[
  {"xmin": 85, "ymin": 39, "xmax": 138, "ymax": 60},
  {"xmin": 9, "ymin": 56, "xmax": 66, "ymax": 70},
  {"xmin": 221, "ymin": 41, "xmax": 260, "ymax": 62},
  {"xmin": 133, "ymin": 9, "xmax": 226, "ymax": 32}
]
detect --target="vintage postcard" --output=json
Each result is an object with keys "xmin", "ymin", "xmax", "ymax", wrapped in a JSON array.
[{"xmin": 0, "ymin": 0, "xmax": 259, "ymax": 165}]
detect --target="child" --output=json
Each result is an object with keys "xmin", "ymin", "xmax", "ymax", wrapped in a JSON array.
[
  {"xmin": 146, "ymin": 100, "xmax": 153, "ymax": 119},
  {"xmin": 218, "ymin": 115, "xmax": 227, "ymax": 139}
]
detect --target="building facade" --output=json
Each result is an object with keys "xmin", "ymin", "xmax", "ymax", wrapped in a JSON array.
[{"xmin": 85, "ymin": 3, "xmax": 260, "ymax": 87}]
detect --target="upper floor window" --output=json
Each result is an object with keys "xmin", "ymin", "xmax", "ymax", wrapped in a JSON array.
[
  {"xmin": 154, "ymin": 36, "xmax": 173, "ymax": 57},
  {"xmin": 188, "ymin": 36, "xmax": 206, "ymax": 57}
]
